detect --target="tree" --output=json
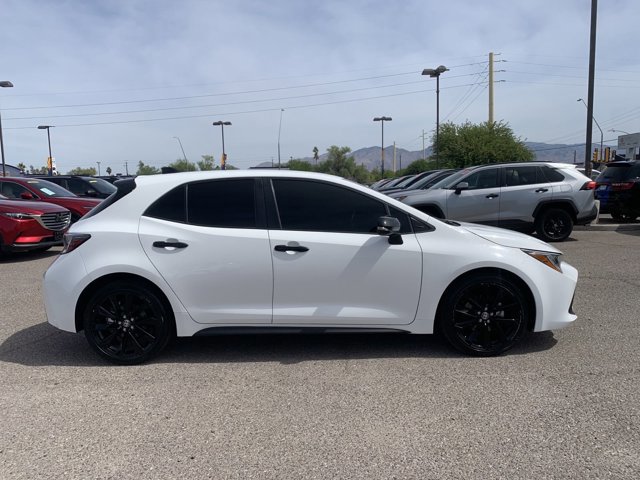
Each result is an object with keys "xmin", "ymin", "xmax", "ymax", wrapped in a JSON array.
[
  {"xmin": 316, "ymin": 146, "xmax": 371, "ymax": 184},
  {"xmin": 287, "ymin": 159, "xmax": 315, "ymax": 171},
  {"xmin": 67, "ymin": 167, "xmax": 97, "ymax": 175},
  {"xmin": 197, "ymin": 155, "xmax": 215, "ymax": 171},
  {"xmin": 106, "ymin": 167, "xmax": 112, "ymax": 175},
  {"xmin": 401, "ymin": 159, "xmax": 438, "ymax": 176},
  {"xmin": 167, "ymin": 158, "xmax": 197, "ymax": 172},
  {"xmin": 436, "ymin": 121, "xmax": 534, "ymax": 168},
  {"xmin": 29, "ymin": 165, "xmax": 48, "ymax": 174},
  {"xmin": 312, "ymin": 146, "xmax": 319, "ymax": 165},
  {"xmin": 17, "ymin": 162, "xmax": 27, "ymax": 173},
  {"xmin": 136, "ymin": 161, "xmax": 160, "ymax": 175}
]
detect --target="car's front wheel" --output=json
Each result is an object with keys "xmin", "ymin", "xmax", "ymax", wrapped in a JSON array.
[
  {"xmin": 535, "ymin": 208, "xmax": 573, "ymax": 242},
  {"xmin": 439, "ymin": 273, "xmax": 529, "ymax": 356},
  {"xmin": 83, "ymin": 281, "xmax": 174, "ymax": 364}
]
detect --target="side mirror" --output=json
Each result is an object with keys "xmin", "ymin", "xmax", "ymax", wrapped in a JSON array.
[
  {"xmin": 454, "ymin": 182, "xmax": 469, "ymax": 195},
  {"xmin": 20, "ymin": 192, "xmax": 34, "ymax": 200},
  {"xmin": 377, "ymin": 216, "xmax": 401, "ymax": 235}
]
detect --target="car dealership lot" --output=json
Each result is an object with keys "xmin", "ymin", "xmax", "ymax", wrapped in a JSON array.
[{"xmin": 1, "ymin": 230, "xmax": 639, "ymax": 479}]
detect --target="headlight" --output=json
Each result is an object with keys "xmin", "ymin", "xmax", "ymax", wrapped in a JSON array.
[
  {"xmin": 522, "ymin": 249, "xmax": 563, "ymax": 273},
  {"xmin": 2, "ymin": 212, "xmax": 35, "ymax": 220}
]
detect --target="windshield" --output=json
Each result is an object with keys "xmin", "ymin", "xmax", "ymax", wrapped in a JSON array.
[
  {"xmin": 430, "ymin": 168, "xmax": 474, "ymax": 189},
  {"xmin": 86, "ymin": 178, "xmax": 117, "ymax": 195},
  {"xmin": 24, "ymin": 179, "xmax": 77, "ymax": 197}
]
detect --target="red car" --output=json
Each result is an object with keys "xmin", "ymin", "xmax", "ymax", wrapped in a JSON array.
[
  {"xmin": 0, "ymin": 177, "xmax": 101, "ymax": 222},
  {"xmin": 0, "ymin": 194, "xmax": 71, "ymax": 254}
]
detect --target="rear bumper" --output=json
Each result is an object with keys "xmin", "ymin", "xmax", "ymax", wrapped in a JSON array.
[{"xmin": 576, "ymin": 204, "xmax": 598, "ymax": 225}]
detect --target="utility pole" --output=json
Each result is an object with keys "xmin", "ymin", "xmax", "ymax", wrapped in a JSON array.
[
  {"xmin": 393, "ymin": 142, "xmax": 397, "ymax": 173},
  {"xmin": 97, "ymin": 161, "xmax": 101, "ymax": 176},
  {"xmin": 584, "ymin": 0, "xmax": 598, "ymax": 177},
  {"xmin": 422, "ymin": 129, "xmax": 426, "ymax": 160},
  {"xmin": 124, "ymin": 162, "xmax": 129, "ymax": 175},
  {"xmin": 489, "ymin": 52, "xmax": 494, "ymax": 124}
]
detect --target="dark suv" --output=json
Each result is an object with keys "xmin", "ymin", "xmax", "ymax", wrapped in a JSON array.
[
  {"xmin": 35, "ymin": 175, "xmax": 116, "ymax": 199},
  {"xmin": 594, "ymin": 160, "xmax": 640, "ymax": 221}
]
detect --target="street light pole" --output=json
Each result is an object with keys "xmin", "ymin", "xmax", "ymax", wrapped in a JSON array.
[
  {"xmin": 421, "ymin": 65, "xmax": 449, "ymax": 168},
  {"xmin": 373, "ymin": 116, "xmax": 392, "ymax": 177},
  {"xmin": 578, "ymin": 98, "xmax": 603, "ymax": 164},
  {"xmin": 96, "ymin": 161, "xmax": 101, "ymax": 176},
  {"xmin": 173, "ymin": 136, "xmax": 188, "ymax": 166},
  {"xmin": 278, "ymin": 109, "xmax": 284, "ymax": 169},
  {"xmin": 0, "ymin": 80, "xmax": 14, "ymax": 177},
  {"xmin": 37, "ymin": 125, "xmax": 54, "ymax": 175},
  {"xmin": 609, "ymin": 129, "xmax": 630, "ymax": 135},
  {"xmin": 212, "ymin": 121, "xmax": 232, "ymax": 170}
]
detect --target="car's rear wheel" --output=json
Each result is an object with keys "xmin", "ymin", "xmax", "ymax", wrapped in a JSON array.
[
  {"xmin": 83, "ymin": 281, "xmax": 173, "ymax": 365},
  {"xmin": 535, "ymin": 208, "xmax": 573, "ymax": 242},
  {"xmin": 439, "ymin": 273, "xmax": 529, "ymax": 356}
]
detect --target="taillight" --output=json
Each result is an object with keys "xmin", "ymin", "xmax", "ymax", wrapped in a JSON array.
[
  {"xmin": 611, "ymin": 182, "xmax": 635, "ymax": 191},
  {"xmin": 61, "ymin": 233, "xmax": 91, "ymax": 254},
  {"xmin": 580, "ymin": 181, "xmax": 596, "ymax": 190}
]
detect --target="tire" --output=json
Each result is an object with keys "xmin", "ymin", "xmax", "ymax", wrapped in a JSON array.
[
  {"xmin": 439, "ymin": 273, "xmax": 529, "ymax": 356},
  {"xmin": 535, "ymin": 208, "xmax": 573, "ymax": 242},
  {"xmin": 83, "ymin": 281, "xmax": 174, "ymax": 365}
]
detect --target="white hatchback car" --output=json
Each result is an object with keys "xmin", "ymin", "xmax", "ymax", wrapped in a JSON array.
[{"xmin": 43, "ymin": 171, "xmax": 578, "ymax": 364}]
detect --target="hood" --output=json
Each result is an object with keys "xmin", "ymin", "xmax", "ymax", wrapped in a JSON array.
[
  {"xmin": 0, "ymin": 198, "xmax": 70, "ymax": 214},
  {"xmin": 459, "ymin": 222, "xmax": 562, "ymax": 253},
  {"xmin": 394, "ymin": 188, "xmax": 444, "ymax": 202}
]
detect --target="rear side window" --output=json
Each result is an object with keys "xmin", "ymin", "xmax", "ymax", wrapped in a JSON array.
[
  {"xmin": 145, "ymin": 185, "xmax": 187, "ymax": 223},
  {"xmin": 187, "ymin": 179, "xmax": 256, "ymax": 228},
  {"xmin": 144, "ymin": 179, "xmax": 257, "ymax": 228},
  {"xmin": 505, "ymin": 166, "xmax": 547, "ymax": 186},
  {"xmin": 540, "ymin": 166, "xmax": 565, "ymax": 183}
]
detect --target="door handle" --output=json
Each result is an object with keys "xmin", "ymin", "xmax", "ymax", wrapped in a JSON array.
[
  {"xmin": 153, "ymin": 240, "xmax": 188, "ymax": 249},
  {"xmin": 485, "ymin": 193, "xmax": 499, "ymax": 199},
  {"xmin": 274, "ymin": 244, "xmax": 309, "ymax": 253},
  {"xmin": 535, "ymin": 188, "xmax": 549, "ymax": 193}
]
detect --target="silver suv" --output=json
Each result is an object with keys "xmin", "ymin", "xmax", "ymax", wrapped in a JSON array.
[{"xmin": 400, "ymin": 162, "xmax": 597, "ymax": 242}]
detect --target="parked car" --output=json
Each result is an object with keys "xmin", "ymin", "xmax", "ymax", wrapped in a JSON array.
[
  {"xmin": 43, "ymin": 171, "xmax": 578, "ymax": 364},
  {"xmin": 398, "ymin": 162, "xmax": 597, "ymax": 242},
  {"xmin": 377, "ymin": 175, "xmax": 415, "ymax": 192},
  {"xmin": 0, "ymin": 177, "xmax": 102, "ymax": 222},
  {"xmin": 35, "ymin": 175, "xmax": 117, "ymax": 199},
  {"xmin": 386, "ymin": 169, "xmax": 458, "ymax": 197},
  {"xmin": 0, "ymin": 194, "xmax": 70, "ymax": 254},
  {"xmin": 594, "ymin": 160, "xmax": 640, "ymax": 221}
]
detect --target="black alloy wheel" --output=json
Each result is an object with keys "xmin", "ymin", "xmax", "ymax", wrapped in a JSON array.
[
  {"xmin": 440, "ymin": 273, "xmax": 528, "ymax": 356},
  {"xmin": 83, "ymin": 281, "xmax": 173, "ymax": 364},
  {"xmin": 536, "ymin": 208, "xmax": 573, "ymax": 242}
]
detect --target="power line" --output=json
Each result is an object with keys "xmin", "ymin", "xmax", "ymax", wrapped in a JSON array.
[{"xmin": 4, "ymin": 81, "xmax": 490, "ymax": 130}]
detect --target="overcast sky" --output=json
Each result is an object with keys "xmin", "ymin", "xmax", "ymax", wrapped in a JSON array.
[{"xmin": 1, "ymin": 0, "xmax": 638, "ymax": 173}]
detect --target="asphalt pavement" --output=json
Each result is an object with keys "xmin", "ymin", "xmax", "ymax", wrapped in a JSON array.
[{"xmin": 1, "ymin": 229, "xmax": 639, "ymax": 479}]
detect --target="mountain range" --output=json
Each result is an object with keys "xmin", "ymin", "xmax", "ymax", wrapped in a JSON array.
[{"xmin": 256, "ymin": 142, "xmax": 600, "ymax": 170}]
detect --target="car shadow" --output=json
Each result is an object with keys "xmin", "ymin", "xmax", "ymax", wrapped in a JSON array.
[
  {"xmin": 0, "ymin": 249, "xmax": 60, "ymax": 264},
  {"xmin": 0, "ymin": 322, "xmax": 557, "ymax": 367}
]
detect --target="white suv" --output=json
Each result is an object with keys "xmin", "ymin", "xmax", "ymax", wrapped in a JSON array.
[{"xmin": 400, "ymin": 162, "xmax": 597, "ymax": 242}]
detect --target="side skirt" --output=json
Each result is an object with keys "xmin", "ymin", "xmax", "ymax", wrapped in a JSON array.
[{"xmin": 193, "ymin": 326, "xmax": 412, "ymax": 336}]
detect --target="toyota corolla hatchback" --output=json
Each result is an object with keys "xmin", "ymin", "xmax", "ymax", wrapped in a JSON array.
[{"xmin": 43, "ymin": 171, "xmax": 578, "ymax": 364}]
